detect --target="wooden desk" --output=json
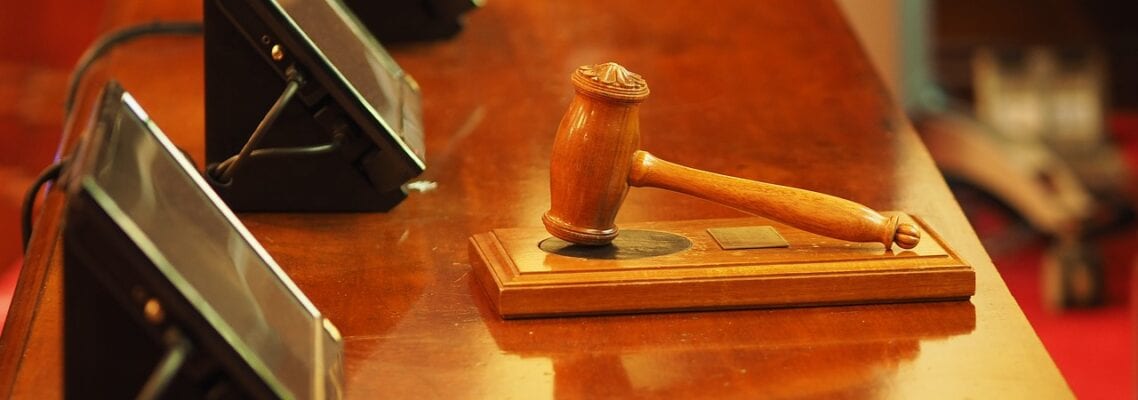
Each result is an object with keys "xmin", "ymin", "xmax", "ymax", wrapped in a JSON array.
[{"xmin": 1, "ymin": 0, "xmax": 1073, "ymax": 398}]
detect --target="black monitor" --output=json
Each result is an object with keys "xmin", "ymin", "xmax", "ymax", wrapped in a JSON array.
[
  {"xmin": 204, "ymin": 0, "xmax": 426, "ymax": 211},
  {"xmin": 62, "ymin": 82, "xmax": 343, "ymax": 399}
]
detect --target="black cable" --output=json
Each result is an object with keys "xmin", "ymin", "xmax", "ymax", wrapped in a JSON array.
[
  {"xmin": 22, "ymin": 161, "xmax": 66, "ymax": 253},
  {"xmin": 246, "ymin": 141, "xmax": 339, "ymax": 158},
  {"xmin": 64, "ymin": 21, "xmax": 203, "ymax": 115},
  {"xmin": 211, "ymin": 140, "xmax": 341, "ymax": 187}
]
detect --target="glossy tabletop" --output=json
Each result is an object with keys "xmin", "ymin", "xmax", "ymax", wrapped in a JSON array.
[{"xmin": 1, "ymin": 0, "xmax": 1072, "ymax": 398}]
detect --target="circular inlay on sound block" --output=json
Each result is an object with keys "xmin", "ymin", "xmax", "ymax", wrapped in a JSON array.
[{"xmin": 538, "ymin": 229, "xmax": 691, "ymax": 260}]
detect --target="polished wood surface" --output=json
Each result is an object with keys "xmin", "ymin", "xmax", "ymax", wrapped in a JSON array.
[
  {"xmin": 2, "ymin": 0, "xmax": 1072, "ymax": 398},
  {"xmin": 471, "ymin": 215, "xmax": 972, "ymax": 318}
]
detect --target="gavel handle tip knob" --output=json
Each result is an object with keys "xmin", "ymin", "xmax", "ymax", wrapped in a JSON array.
[{"xmin": 893, "ymin": 223, "xmax": 921, "ymax": 249}]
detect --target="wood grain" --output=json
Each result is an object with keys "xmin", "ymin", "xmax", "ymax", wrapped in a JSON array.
[
  {"xmin": 543, "ymin": 62, "xmax": 918, "ymax": 249},
  {"xmin": 471, "ymin": 215, "xmax": 972, "ymax": 318},
  {"xmin": 542, "ymin": 63, "xmax": 645, "ymax": 245},
  {"xmin": 630, "ymin": 151, "xmax": 921, "ymax": 249},
  {"xmin": 1, "ymin": 0, "xmax": 1072, "ymax": 398}
]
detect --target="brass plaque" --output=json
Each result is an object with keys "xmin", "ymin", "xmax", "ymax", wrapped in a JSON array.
[{"xmin": 707, "ymin": 226, "xmax": 789, "ymax": 250}]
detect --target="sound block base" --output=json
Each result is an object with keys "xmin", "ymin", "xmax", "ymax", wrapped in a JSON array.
[{"xmin": 469, "ymin": 214, "xmax": 974, "ymax": 319}]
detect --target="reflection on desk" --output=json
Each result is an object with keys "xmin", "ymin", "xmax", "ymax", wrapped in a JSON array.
[{"xmin": 3, "ymin": 0, "xmax": 1071, "ymax": 398}]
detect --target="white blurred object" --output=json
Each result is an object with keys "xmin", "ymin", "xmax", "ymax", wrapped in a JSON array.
[
  {"xmin": 920, "ymin": 112, "xmax": 1085, "ymax": 236},
  {"xmin": 973, "ymin": 47, "xmax": 1130, "ymax": 198}
]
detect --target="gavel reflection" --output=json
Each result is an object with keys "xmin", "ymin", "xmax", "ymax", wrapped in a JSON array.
[{"xmin": 542, "ymin": 62, "xmax": 920, "ymax": 250}]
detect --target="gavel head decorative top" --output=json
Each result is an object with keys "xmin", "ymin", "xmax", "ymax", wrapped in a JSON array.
[{"xmin": 542, "ymin": 62, "xmax": 921, "ymax": 250}]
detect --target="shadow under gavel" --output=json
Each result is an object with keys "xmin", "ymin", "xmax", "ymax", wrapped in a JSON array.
[{"xmin": 541, "ymin": 62, "xmax": 920, "ymax": 250}]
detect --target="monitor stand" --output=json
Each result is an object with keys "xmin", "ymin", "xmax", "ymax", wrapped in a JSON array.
[{"xmin": 203, "ymin": 0, "xmax": 408, "ymax": 212}]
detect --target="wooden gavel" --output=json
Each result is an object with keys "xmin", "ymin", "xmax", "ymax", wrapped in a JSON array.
[{"xmin": 542, "ymin": 62, "xmax": 921, "ymax": 250}]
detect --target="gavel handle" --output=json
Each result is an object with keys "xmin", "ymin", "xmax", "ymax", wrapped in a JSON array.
[{"xmin": 628, "ymin": 151, "xmax": 921, "ymax": 249}]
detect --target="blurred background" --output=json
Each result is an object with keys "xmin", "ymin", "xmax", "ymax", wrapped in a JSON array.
[
  {"xmin": 839, "ymin": 0, "xmax": 1136, "ymax": 397},
  {"xmin": 1, "ymin": 0, "xmax": 1134, "ymax": 397},
  {"xmin": 0, "ymin": 0, "xmax": 109, "ymax": 329}
]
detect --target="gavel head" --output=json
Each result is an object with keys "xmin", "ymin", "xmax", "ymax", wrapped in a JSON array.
[{"xmin": 542, "ymin": 62, "xmax": 650, "ymax": 246}]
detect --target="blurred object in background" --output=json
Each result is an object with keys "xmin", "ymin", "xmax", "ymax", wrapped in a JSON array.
[
  {"xmin": 973, "ymin": 46, "xmax": 1131, "ymax": 203},
  {"xmin": 0, "ymin": 0, "xmax": 109, "ymax": 332},
  {"xmin": 841, "ymin": 0, "xmax": 1135, "ymax": 397},
  {"xmin": 969, "ymin": 45, "xmax": 1133, "ymax": 308},
  {"xmin": 934, "ymin": 0, "xmax": 1138, "ymax": 109},
  {"xmin": 843, "ymin": 0, "xmax": 1135, "ymax": 308},
  {"xmin": 927, "ymin": 0, "xmax": 1138, "ymax": 309}
]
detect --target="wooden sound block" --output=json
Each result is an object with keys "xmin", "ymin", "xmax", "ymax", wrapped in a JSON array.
[{"xmin": 468, "ymin": 213, "xmax": 974, "ymax": 319}]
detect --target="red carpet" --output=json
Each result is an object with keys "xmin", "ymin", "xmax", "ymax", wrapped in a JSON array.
[
  {"xmin": 973, "ymin": 113, "xmax": 1138, "ymax": 398},
  {"xmin": 990, "ymin": 234, "xmax": 1134, "ymax": 399}
]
